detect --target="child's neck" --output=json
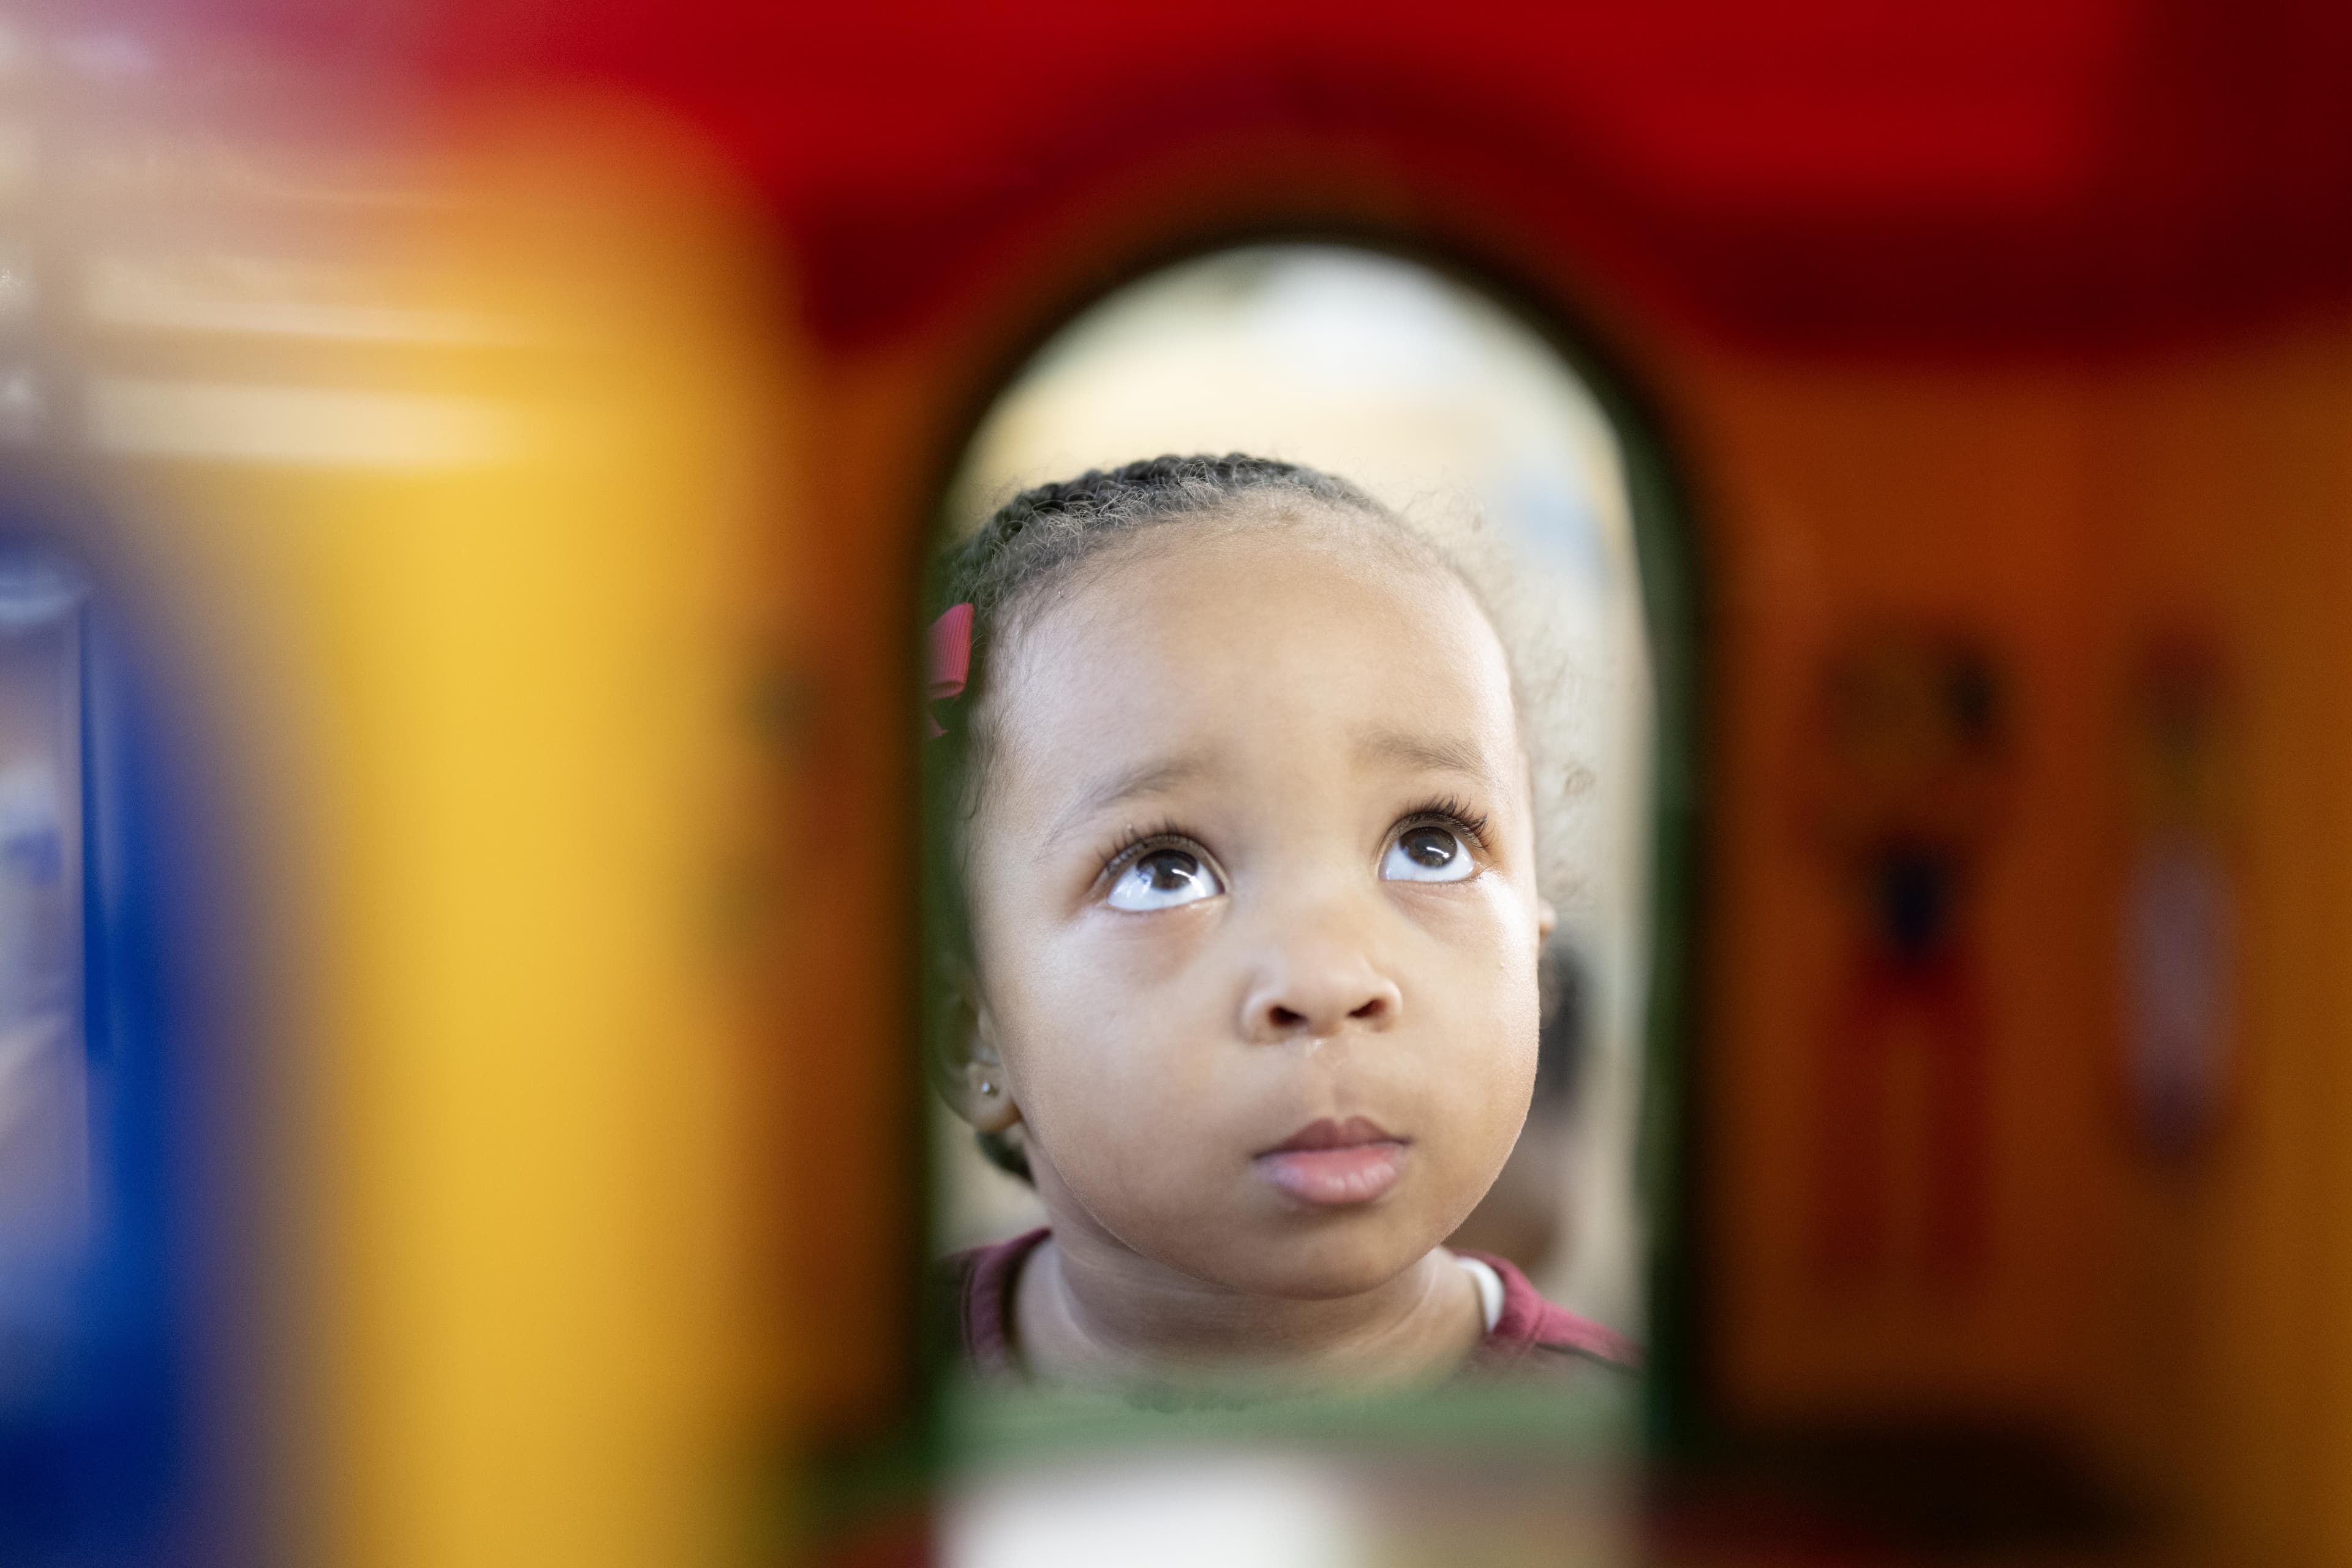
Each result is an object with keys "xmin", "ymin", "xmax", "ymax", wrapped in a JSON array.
[{"xmin": 1012, "ymin": 1216, "xmax": 1486, "ymax": 1393}]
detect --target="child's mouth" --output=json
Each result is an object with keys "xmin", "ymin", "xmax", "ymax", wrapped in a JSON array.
[{"xmin": 1253, "ymin": 1117, "xmax": 1408, "ymax": 1206}]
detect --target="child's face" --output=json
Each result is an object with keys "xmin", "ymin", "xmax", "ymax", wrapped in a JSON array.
[{"xmin": 960, "ymin": 516, "xmax": 1550, "ymax": 1299}]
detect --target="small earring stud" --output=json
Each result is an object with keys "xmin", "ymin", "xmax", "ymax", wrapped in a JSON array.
[{"xmin": 978, "ymin": 1079, "xmax": 995, "ymax": 1096}]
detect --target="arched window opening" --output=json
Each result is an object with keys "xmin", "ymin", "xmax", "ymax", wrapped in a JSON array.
[{"xmin": 932, "ymin": 245, "xmax": 1660, "ymax": 1340}]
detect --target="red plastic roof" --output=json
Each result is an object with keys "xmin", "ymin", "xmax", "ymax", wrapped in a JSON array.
[{"xmin": 126, "ymin": 0, "xmax": 2352, "ymax": 352}]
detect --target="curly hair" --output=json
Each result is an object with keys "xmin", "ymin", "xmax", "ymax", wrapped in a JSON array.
[{"xmin": 932, "ymin": 453, "xmax": 1385, "ymax": 690}]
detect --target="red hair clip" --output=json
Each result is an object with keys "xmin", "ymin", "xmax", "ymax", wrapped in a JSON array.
[{"xmin": 927, "ymin": 601, "xmax": 973, "ymax": 738}]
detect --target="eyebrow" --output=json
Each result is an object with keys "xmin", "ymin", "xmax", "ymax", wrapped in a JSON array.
[
  {"xmin": 1352, "ymin": 725, "xmax": 1499, "ymax": 789},
  {"xmin": 1049, "ymin": 752, "xmax": 1212, "ymax": 844}
]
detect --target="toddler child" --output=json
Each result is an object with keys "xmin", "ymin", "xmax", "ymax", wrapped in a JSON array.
[{"xmin": 925, "ymin": 453, "xmax": 1634, "ymax": 1395}]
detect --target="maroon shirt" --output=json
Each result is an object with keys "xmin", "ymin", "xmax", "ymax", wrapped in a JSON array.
[{"xmin": 941, "ymin": 1227, "xmax": 1638, "ymax": 1383}]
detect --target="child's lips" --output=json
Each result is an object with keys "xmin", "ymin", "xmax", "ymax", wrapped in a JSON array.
[{"xmin": 1253, "ymin": 1117, "xmax": 1409, "ymax": 1207}]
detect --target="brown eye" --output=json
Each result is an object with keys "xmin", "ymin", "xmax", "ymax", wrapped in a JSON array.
[
  {"xmin": 1383, "ymin": 824, "xmax": 1474, "ymax": 883},
  {"xmin": 1106, "ymin": 846, "xmax": 1224, "ymax": 911}
]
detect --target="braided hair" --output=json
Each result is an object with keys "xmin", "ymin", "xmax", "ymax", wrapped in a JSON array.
[
  {"xmin": 924, "ymin": 454, "xmax": 1427, "ymax": 1180},
  {"xmin": 932, "ymin": 453, "xmax": 1387, "ymax": 708}
]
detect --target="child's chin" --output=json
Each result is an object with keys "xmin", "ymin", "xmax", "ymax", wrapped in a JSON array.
[{"xmin": 1194, "ymin": 1216, "xmax": 1436, "ymax": 1300}]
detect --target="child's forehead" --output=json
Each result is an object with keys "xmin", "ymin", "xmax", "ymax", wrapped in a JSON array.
[
  {"xmin": 1045, "ymin": 516, "xmax": 1468, "ymax": 638},
  {"xmin": 1036, "ymin": 522, "xmax": 1490, "ymax": 666},
  {"xmin": 990, "ymin": 522, "xmax": 1524, "ymax": 788}
]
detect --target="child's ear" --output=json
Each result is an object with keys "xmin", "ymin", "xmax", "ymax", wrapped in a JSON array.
[
  {"xmin": 1536, "ymin": 897, "xmax": 1558, "ymax": 943},
  {"xmin": 929, "ymin": 958, "xmax": 1022, "ymax": 1136}
]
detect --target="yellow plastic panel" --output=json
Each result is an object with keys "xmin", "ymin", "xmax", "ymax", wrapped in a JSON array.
[{"xmin": 89, "ymin": 94, "xmax": 806, "ymax": 1568}]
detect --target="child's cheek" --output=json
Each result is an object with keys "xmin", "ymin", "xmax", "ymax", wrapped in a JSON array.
[
  {"xmin": 1009, "ymin": 905, "xmax": 1223, "ymax": 1138},
  {"xmin": 1390, "ymin": 873, "xmax": 1539, "ymax": 955},
  {"xmin": 1074, "ymin": 899, "xmax": 1223, "ymax": 987},
  {"xmin": 1396, "ymin": 882, "xmax": 1543, "ymax": 1135}
]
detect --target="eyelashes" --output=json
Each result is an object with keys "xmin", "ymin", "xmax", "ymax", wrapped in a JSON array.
[
  {"xmin": 1381, "ymin": 796, "xmax": 1488, "ymax": 885},
  {"xmin": 1094, "ymin": 820, "xmax": 1221, "ymax": 913},
  {"xmin": 1400, "ymin": 794, "xmax": 1491, "ymax": 854},
  {"xmin": 1093, "ymin": 816, "xmax": 1194, "ymax": 884},
  {"xmin": 1090, "ymin": 796, "xmax": 1494, "ymax": 906}
]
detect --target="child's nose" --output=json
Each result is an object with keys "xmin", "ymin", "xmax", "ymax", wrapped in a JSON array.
[{"xmin": 1240, "ymin": 941, "xmax": 1403, "ymax": 1042}]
